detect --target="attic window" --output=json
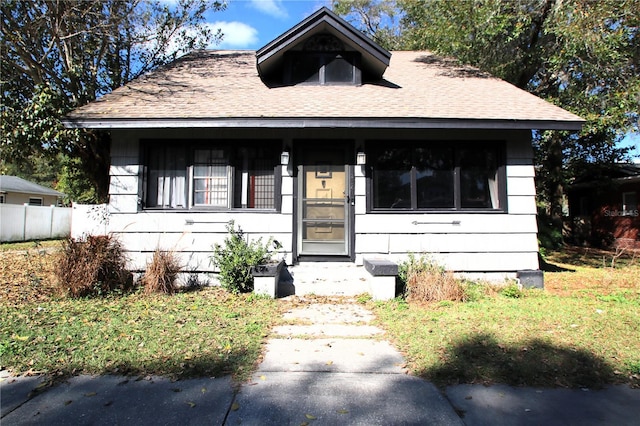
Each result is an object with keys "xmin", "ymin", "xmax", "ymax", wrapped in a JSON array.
[{"xmin": 285, "ymin": 34, "xmax": 361, "ymax": 85}]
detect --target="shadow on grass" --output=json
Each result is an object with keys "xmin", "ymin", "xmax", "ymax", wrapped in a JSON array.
[
  {"xmin": 418, "ymin": 333, "xmax": 615, "ymax": 389},
  {"xmin": 539, "ymin": 254, "xmax": 575, "ymax": 272},
  {"xmin": 52, "ymin": 349, "xmax": 256, "ymax": 383}
]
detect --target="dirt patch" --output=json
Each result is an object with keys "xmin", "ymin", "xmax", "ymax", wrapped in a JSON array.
[{"xmin": 0, "ymin": 249, "xmax": 61, "ymax": 305}]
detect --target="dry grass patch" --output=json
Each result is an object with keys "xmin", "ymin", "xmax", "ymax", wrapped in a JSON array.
[
  {"xmin": 141, "ymin": 249, "xmax": 182, "ymax": 294},
  {"xmin": 401, "ymin": 254, "xmax": 465, "ymax": 303},
  {"xmin": 0, "ymin": 244, "xmax": 61, "ymax": 305}
]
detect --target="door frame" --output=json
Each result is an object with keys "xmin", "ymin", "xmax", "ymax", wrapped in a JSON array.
[{"xmin": 292, "ymin": 140, "xmax": 355, "ymax": 263}]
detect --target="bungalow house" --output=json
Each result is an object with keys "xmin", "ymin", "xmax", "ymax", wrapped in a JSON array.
[
  {"xmin": 63, "ymin": 8, "xmax": 584, "ymax": 288},
  {"xmin": 567, "ymin": 164, "xmax": 640, "ymax": 249},
  {"xmin": 0, "ymin": 175, "xmax": 64, "ymax": 206}
]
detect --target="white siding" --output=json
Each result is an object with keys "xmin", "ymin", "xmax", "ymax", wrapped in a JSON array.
[
  {"xmin": 107, "ymin": 128, "xmax": 540, "ymax": 276},
  {"xmin": 353, "ymin": 131, "xmax": 540, "ymax": 272}
]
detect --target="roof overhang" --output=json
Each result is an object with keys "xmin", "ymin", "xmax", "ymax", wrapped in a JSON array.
[
  {"xmin": 62, "ymin": 117, "xmax": 585, "ymax": 131},
  {"xmin": 256, "ymin": 7, "xmax": 391, "ymax": 80}
]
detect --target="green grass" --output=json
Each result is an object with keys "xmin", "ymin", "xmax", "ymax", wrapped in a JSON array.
[
  {"xmin": 371, "ymin": 248, "xmax": 640, "ymax": 389},
  {"xmin": 0, "ymin": 289, "xmax": 280, "ymax": 382}
]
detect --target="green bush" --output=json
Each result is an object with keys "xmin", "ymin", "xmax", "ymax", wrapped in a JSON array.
[
  {"xmin": 500, "ymin": 282, "xmax": 523, "ymax": 298},
  {"xmin": 55, "ymin": 235, "xmax": 131, "ymax": 297},
  {"xmin": 461, "ymin": 281, "xmax": 487, "ymax": 302},
  {"xmin": 211, "ymin": 221, "xmax": 281, "ymax": 294}
]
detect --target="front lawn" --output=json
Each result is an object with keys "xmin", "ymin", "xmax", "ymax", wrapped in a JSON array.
[
  {"xmin": 372, "ymin": 247, "xmax": 640, "ymax": 389},
  {"xmin": 0, "ymin": 247, "xmax": 280, "ymax": 382}
]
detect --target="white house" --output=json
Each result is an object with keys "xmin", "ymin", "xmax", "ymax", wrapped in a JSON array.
[{"xmin": 63, "ymin": 8, "xmax": 584, "ymax": 287}]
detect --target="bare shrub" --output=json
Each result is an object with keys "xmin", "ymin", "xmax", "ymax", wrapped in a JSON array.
[
  {"xmin": 141, "ymin": 249, "xmax": 182, "ymax": 294},
  {"xmin": 56, "ymin": 235, "xmax": 131, "ymax": 297},
  {"xmin": 401, "ymin": 254, "xmax": 465, "ymax": 303}
]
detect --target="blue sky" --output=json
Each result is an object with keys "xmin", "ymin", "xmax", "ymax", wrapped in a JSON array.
[{"xmin": 206, "ymin": 0, "xmax": 331, "ymax": 50}]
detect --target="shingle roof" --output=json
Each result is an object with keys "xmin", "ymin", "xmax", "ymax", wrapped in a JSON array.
[
  {"xmin": 64, "ymin": 50, "xmax": 584, "ymax": 130},
  {"xmin": 0, "ymin": 176, "xmax": 64, "ymax": 197}
]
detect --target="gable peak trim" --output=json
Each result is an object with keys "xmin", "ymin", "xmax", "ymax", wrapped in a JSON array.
[{"xmin": 256, "ymin": 7, "xmax": 390, "ymax": 81}]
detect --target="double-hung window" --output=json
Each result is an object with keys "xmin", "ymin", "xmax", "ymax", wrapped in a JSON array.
[
  {"xmin": 368, "ymin": 141, "xmax": 505, "ymax": 211},
  {"xmin": 143, "ymin": 141, "xmax": 279, "ymax": 210},
  {"xmin": 193, "ymin": 149, "xmax": 230, "ymax": 207}
]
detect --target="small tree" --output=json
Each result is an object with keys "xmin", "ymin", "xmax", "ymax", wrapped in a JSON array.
[{"xmin": 211, "ymin": 221, "xmax": 281, "ymax": 294}]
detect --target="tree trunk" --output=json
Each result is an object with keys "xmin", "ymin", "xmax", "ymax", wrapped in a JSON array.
[{"xmin": 547, "ymin": 132, "xmax": 565, "ymax": 239}]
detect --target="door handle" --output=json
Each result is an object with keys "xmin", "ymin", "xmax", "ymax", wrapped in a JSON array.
[{"xmin": 344, "ymin": 192, "xmax": 354, "ymax": 206}]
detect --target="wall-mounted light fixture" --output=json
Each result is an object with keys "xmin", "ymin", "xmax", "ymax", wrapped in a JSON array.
[
  {"xmin": 280, "ymin": 151, "xmax": 290, "ymax": 165},
  {"xmin": 356, "ymin": 151, "xmax": 366, "ymax": 165}
]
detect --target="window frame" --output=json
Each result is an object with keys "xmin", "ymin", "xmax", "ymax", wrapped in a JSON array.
[
  {"xmin": 141, "ymin": 139, "xmax": 282, "ymax": 212},
  {"xmin": 28, "ymin": 197, "xmax": 43, "ymax": 206},
  {"xmin": 284, "ymin": 51, "xmax": 362, "ymax": 86},
  {"xmin": 366, "ymin": 141, "xmax": 507, "ymax": 213}
]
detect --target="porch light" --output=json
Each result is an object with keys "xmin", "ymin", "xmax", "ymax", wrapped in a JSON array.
[
  {"xmin": 356, "ymin": 151, "xmax": 366, "ymax": 165},
  {"xmin": 280, "ymin": 151, "xmax": 290, "ymax": 165}
]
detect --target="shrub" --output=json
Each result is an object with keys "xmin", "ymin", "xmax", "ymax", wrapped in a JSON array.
[
  {"xmin": 56, "ymin": 235, "xmax": 131, "ymax": 297},
  {"xmin": 141, "ymin": 249, "xmax": 182, "ymax": 294},
  {"xmin": 500, "ymin": 282, "xmax": 523, "ymax": 298},
  {"xmin": 211, "ymin": 221, "xmax": 281, "ymax": 294},
  {"xmin": 461, "ymin": 280, "xmax": 487, "ymax": 302},
  {"xmin": 400, "ymin": 254, "xmax": 465, "ymax": 303}
]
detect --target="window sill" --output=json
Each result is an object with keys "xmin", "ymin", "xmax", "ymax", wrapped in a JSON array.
[
  {"xmin": 367, "ymin": 209, "xmax": 507, "ymax": 214},
  {"xmin": 142, "ymin": 208, "xmax": 280, "ymax": 213}
]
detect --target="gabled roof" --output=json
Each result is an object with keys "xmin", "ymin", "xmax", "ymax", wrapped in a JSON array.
[
  {"xmin": 0, "ymin": 176, "xmax": 64, "ymax": 197},
  {"xmin": 63, "ymin": 50, "xmax": 584, "ymax": 131},
  {"xmin": 256, "ymin": 7, "xmax": 391, "ymax": 81}
]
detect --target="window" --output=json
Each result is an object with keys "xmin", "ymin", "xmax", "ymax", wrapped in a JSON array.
[
  {"xmin": 0, "ymin": 194, "xmax": 5, "ymax": 203},
  {"xmin": 368, "ymin": 142, "xmax": 505, "ymax": 211},
  {"xmin": 622, "ymin": 191, "xmax": 637, "ymax": 215},
  {"xmin": 287, "ymin": 52, "xmax": 360, "ymax": 85},
  {"xmin": 284, "ymin": 34, "xmax": 361, "ymax": 85},
  {"xmin": 143, "ymin": 141, "xmax": 279, "ymax": 210},
  {"xmin": 28, "ymin": 197, "xmax": 43, "ymax": 206}
]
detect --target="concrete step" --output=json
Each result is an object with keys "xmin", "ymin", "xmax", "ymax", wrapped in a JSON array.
[{"xmin": 281, "ymin": 262, "xmax": 373, "ymax": 297}]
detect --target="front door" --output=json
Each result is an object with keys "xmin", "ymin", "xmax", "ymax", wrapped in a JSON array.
[{"xmin": 297, "ymin": 143, "xmax": 352, "ymax": 257}]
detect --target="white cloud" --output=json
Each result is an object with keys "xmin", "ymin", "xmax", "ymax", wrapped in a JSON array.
[
  {"xmin": 249, "ymin": 0, "xmax": 288, "ymax": 19},
  {"xmin": 211, "ymin": 21, "xmax": 259, "ymax": 48}
]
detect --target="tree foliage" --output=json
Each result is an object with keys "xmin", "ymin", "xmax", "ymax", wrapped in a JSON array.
[
  {"xmin": 1, "ymin": 0, "xmax": 224, "ymax": 202},
  {"xmin": 335, "ymin": 0, "xmax": 640, "ymax": 234}
]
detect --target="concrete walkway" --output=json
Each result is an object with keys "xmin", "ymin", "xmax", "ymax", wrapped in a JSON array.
[
  {"xmin": 225, "ymin": 300, "xmax": 462, "ymax": 425},
  {"xmin": 2, "ymin": 298, "xmax": 639, "ymax": 425}
]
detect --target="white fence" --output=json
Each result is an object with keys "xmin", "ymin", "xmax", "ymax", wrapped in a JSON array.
[
  {"xmin": 71, "ymin": 203, "xmax": 108, "ymax": 239},
  {"xmin": 1, "ymin": 204, "xmax": 72, "ymax": 242}
]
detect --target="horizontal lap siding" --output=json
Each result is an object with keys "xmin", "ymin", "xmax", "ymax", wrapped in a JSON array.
[
  {"xmin": 109, "ymin": 211, "xmax": 292, "ymax": 272},
  {"xmin": 353, "ymin": 134, "xmax": 540, "ymax": 272},
  {"xmin": 108, "ymin": 135, "xmax": 293, "ymax": 271},
  {"xmin": 108, "ymin": 129, "xmax": 540, "ymax": 273}
]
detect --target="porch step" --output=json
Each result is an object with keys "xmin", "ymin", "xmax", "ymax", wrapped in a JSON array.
[{"xmin": 280, "ymin": 262, "xmax": 373, "ymax": 297}]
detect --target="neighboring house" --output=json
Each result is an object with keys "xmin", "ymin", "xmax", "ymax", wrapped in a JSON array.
[
  {"xmin": 568, "ymin": 164, "xmax": 640, "ymax": 249},
  {"xmin": 63, "ymin": 8, "xmax": 584, "ymax": 282},
  {"xmin": 0, "ymin": 175, "xmax": 64, "ymax": 206}
]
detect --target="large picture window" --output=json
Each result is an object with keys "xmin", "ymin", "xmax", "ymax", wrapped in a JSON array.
[
  {"xmin": 143, "ymin": 141, "xmax": 280, "ymax": 210},
  {"xmin": 369, "ymin": 142, "xmax": 505, "ymax": 211}
]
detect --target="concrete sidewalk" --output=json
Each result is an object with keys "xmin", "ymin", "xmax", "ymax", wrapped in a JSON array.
[{"xmin": 2, "ymin": 299, "xmax": 639, "ymax": 425}]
